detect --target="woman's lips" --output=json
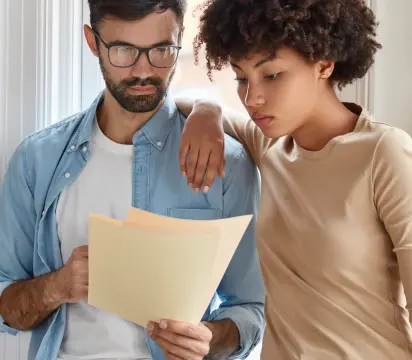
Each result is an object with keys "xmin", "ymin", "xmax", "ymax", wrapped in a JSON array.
[{"xmin": 252, "ymin": 116, "xmax": 274, "ymax": 128}]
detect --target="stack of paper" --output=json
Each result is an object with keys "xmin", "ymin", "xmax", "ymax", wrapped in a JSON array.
[{"xmin": 88, "ymin": 207, "xmax": 252, "ymax": 327}]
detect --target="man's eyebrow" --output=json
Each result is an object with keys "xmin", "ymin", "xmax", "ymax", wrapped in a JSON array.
[{"xmin": 106, "ymin": 39, "xmax": 177, "ymax": 47}]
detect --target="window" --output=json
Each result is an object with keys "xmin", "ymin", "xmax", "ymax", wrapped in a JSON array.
[
  {"xmin": 0, "ymin": 0, "xmax": 83, "ymax": 179},
  {"xmin": 169, "ymin": 1, "xmax": 246, "ymax": 111}
]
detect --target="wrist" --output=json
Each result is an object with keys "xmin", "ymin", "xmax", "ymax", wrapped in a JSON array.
[
  {"xmin": 193, "ymin": 99, "xmax": 223, "ymax": 118},
  {"xmin": 44, "ymin": 269, "xmax": 68, "ymax": 306},
  {"xmin": 203, "ymin": 319, "xmax": 240, "ymax": 357}
]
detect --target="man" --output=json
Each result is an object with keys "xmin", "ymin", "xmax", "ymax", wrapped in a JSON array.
[{"xmin": 0, "ymin": 1, "xmax": 264, "ymax": 360}]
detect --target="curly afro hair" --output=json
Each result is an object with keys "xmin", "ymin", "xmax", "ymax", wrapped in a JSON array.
[{"xmin": 193, "ymin": 0, "xmax": 382, "ymax": 89}]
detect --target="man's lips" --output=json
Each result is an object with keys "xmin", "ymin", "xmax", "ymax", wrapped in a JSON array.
[{"xmin": 127, "ymin": 86, "xmax": 157, "ymax": 94}]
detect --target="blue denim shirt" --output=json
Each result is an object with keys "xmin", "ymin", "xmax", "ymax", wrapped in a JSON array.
[{"xmin": 0, "ymin": 92, "xmax": 265, "ymax": 360}]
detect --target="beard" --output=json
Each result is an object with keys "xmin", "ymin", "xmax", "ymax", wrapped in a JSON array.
[{"xmin": 99, "ymin": 57, "xmax": 175, "ymax": 113}]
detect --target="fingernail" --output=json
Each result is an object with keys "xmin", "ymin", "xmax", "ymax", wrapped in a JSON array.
[
  {"xmin": 189, "ymin": 183, "xmax": 194, "ymax": 188},
  {"xmin": 195, "ymin": 188, "xmax": 200, "ymax": 193},
  {"xmin": 182, "ymin": 171, "xmax": 187, "ymax": 177},
  {"xmin": 203, "ymin": 186, "xmax": 210, "ymax": 193},
  {"xmin": 147, "ymin": 323, "xmax": 154, "ymax": 334},
  {"xmin": 160, "ymin": 320, "xmax": 167, "ymax": 329}
]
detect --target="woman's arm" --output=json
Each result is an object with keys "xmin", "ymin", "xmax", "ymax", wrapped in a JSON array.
[
  {"xmin": 176, "ymin": 97, "xmax": 274, "ymax": 191},
  {"xmin": 373, "ymin": 128, "xmax": 412, "ymax": 323}
]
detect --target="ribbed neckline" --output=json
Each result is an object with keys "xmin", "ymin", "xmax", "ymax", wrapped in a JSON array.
[{"xmin": 292, "ymin": 106, "xmax": 372, "ymax": 161}]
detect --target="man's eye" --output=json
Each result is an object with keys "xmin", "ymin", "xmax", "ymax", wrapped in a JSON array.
[{"xmin": 114, "ymin": 46, "xmax": 136, "ymax": 55}]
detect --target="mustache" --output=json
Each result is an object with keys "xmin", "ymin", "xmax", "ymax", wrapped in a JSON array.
[{"xmin": 121, "ymin": 77, "xmax": 163, "ymax": 88}]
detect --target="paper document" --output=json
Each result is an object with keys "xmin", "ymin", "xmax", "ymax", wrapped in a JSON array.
[{"xmin": 88, "ymin": 207, "xmax": 252, "ymax": 327}]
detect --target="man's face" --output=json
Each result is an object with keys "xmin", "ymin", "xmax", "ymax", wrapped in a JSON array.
[{"xmin": 92, "ymin": 10, "xmax": 182, "ymax": 113}]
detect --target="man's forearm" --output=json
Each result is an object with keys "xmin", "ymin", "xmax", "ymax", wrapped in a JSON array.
[
  {"xmin": 0, "ymin": 271, "xmax": 64, "ymax": 331},
  {"xmin": 204, "ymin": 319, "xmax": 240, "ymax": 358}
]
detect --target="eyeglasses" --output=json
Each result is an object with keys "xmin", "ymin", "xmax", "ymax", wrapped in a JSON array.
[{"xmin": 93, "ymin": 30, "xmax": 182, "ymax": 69}]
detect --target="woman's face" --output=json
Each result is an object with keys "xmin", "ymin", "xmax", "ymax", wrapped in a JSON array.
[{"xmin": 230, "ymin": 47, "xmax": 330, "ymax": 138}]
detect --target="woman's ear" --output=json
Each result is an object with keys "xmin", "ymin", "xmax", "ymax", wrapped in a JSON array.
[{"xmin": 317, "ymin": 60, "xmax": 335, "ymax": 80}]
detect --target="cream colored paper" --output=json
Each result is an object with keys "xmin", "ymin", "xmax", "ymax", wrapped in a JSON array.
[
  {"xmin": 124, "ymin": 208, "xmax": 253, "ymax": 311},
  {"xmin": 88, "ymin": 209, "xmax": 252, "ymax": 327}
]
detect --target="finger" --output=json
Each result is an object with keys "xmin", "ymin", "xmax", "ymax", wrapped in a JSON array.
[
  {"xmin": 74, "ymin": 245, "xmax": 89, "ymax": 257},
  {"xmin": 76, "ymin": 267, "xmax": 89, "ymax": 278},
  {"xmin": 192, "ymin": 148, "xmax": 212, "ymax": 192},
  {"xmin": 202, "ymin": 148, "xmax": 223, "ymax": 191},
  {"xmin": 159, "ymin": 320, "xmax": 211, "ymax": 342},
  {"xmin": 186, "ymin": 147, "xmax": 200, "ymax": 186},
  {"xmin": 164, "ymin": 352, "xmax": 186, "ymax": 360},
  {"xmin": 81, "ymin": 284, "xmax": 89, "ymax": 296},
  {"xmin": 154, "ymin": 328, "xmax": 209, "ymax": 356},
  {"xmin": 151, "ymin": 334, "xmax": 199, "ymax": 360},
  {"xmin": 218, "ymin": 152, "xmax": 226, "ymax": 179},
  {"xmin": 75, "ymin": 284, "xmax": 89, "ymax": 292},
  {"xmin": 72, "ymin": 285, "xmax": 89, "ymax": 300},
  {"xmin": 179, "ymin": 142, "xmax": 190, "ymax": 177}
]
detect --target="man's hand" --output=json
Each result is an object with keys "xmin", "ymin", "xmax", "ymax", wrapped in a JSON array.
[
  {"xmin": 0, "ymin": 245, "xmax": 89, "ymax": 331},
  {"xmin": 147, "ymin": 320, "xmax": 212, "ymax": 360},
  {"xmin": 55, "ymin": 245, "xmax": 89, "ymax": 303}
]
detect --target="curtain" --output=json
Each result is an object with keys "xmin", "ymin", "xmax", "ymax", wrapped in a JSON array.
[{"xmin": 0, "ymin": 0, "xmax": 83, "ymax": 181}]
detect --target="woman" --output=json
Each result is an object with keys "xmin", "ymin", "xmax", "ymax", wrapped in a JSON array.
[{"xmin": 175, "ymin": 0, "xmax": 412, "ymax": 359}]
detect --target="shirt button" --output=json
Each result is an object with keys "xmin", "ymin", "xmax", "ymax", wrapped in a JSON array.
[
  {"xmin": 70, "ymin": 145, "xmax": 76, "ymax": 151},
  {"xmin": 82, "ymin": 146, "xmax": 88, "ymax": 152},
  {"xmin": 156, "ymin": 141, "xmax": 162, "ymax": 147},
  {"xmin": 65, "ymin": 173, "xmax": 71, "ymax": 179}
]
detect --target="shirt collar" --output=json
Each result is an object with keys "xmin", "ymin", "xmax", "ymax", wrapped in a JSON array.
[
  {"xmin": 135, "ymin": 94, "xmax": 178, "ymax": 150},
  {"xmin": 73, "ymin": 91, "xmax": 178, "ymax": 151},
  {"xmin": 74, "ymin": 91, "xmax": 105, "ymax": 149}
]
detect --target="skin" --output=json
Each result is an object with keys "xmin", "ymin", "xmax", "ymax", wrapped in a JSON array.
[
  {"xmin": 0, "ymin": 10, "xmax": 241, "ymax": 360},
  {"xmin": 83, "ymin": 10, "xmax": 182, "ymax": 144},
  {"xmin": 177, "ymin": 47, "xmax": 360, "ymax": 190},
  {"xmin": 0, "ymin": 246, "xmax": 89, "ymax": 331}
]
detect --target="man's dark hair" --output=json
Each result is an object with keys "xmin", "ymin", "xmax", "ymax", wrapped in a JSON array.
[
  {"xmin": 194, "ymin": 0, "xmax": 382, "ymax": 89},
  {"xmin": 88, "ymin": 0, "xmax": 187, "ymax": 29}
]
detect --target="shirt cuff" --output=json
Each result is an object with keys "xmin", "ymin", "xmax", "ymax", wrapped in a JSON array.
[
  {"xmin": 208, "ymin": 305, "xmax": 263, "ymax": 359},
  {"xmin": 0, "ymin": 281, "xmax": 19, "ymax": 335}
]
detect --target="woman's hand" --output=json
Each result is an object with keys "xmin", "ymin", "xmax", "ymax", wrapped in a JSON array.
[{"xmin": 177, "ymin": 99, "xmax": 226, "ymax": 193}]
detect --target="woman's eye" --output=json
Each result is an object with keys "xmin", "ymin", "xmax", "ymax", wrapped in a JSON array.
[
  {"xmin": 235, "ymin": 77, "xmax": 248, "ymax": 84},
  {"xmin": 235, "ymin": 73, "xmax": 278, "ymax": 84},
  {"xmin": 265, "ymin": 73, "xmax": 278, "ymax": 80}
]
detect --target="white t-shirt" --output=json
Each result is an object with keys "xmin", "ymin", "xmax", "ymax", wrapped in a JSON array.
[{"xmin": 56, "ymin": 119, "xmax": 151, "ymax": 360}]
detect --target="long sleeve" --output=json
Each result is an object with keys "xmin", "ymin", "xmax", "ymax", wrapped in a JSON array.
[
  {"xmin": 222, "ymin": 106, "xmax": 276, "ymax": 167},
  {"xmin": 373, "ymin": 127, "xmax": 412, "ymax": 325},
  {"xmin": 207, "ymin": 145, "xmax": 265, "ymax": 359},
  {"xmin": 0, "ymin": 141, "xmax": 36, "ymax": 335}
]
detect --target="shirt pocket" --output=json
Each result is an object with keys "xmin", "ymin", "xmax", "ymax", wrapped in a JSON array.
[{"xmin": 167, "ymin": 208, "xmax": 223, "ymax": 220}]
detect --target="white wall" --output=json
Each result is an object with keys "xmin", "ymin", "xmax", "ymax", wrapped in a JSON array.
[
  {"xmin": 0, "ymin": 0, "xmax": 83, "ymax": 182},
  {"xmin": 0, "ymin": 0, "xmax": 40, "ymax": 182},
  {"xmin": 372, "ymin": 0, "xmax": 412, "ymax": 132},
  {"xmin": 0, "ymin": 0, "xmax": 83, "ymax": 359}
]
